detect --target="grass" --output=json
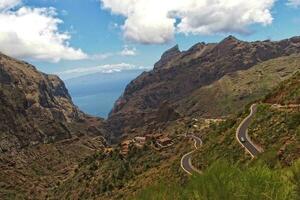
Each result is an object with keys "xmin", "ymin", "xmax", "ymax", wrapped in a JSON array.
[
  {"xmin": 248, "ymin": 104, "xmax": 300, "ymax": 166},
  {"xmin": 191, "ymin": 117, "xmax": 252, "ymax": 171},
  {"xmin": 134, "ymin": 159, "xmax": 299, "ymax": 200}
]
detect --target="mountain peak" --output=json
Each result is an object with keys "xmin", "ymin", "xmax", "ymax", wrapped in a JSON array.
[
  {"xmin": 108, "ymin": 36, "xmax": 300, "ymax": 136},
  {"xmin": 154, "ymin": 44, "xmax": 181, "ymax": 70},
  {"xmin": 163, "ymin": 44, "xmax": 180, "ymax": 55},
  {"xmin": 214, "ymin": 35, "xmax": 242, "ymax": 51},
  {"xmin": 223, "ymin": 35, "xmax": 239, "ymax": 42}
]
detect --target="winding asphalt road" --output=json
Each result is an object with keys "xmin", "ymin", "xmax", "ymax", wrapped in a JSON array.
[
  {"xmin": 236, "ymin": 104, "xmax": 261, "ymax": 157},
  {"xmin": 181, "ymin": 103, "xmax": 261, "ymax": 174},
  {"xmin": 181, "ymin": 135, "xmax": 202, "ymax": 175}
]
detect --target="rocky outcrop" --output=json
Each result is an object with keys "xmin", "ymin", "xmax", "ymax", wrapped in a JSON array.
[
  {"xmin": 154, "ymin": 45, "xmax": 181, "ymax": 70},
  {"xmin": 0, "ymin": 53, "xmax": 109, "ymax": 152},
  {"xmin": 108, "ymin": 36, "xmax": 300, "ymax": 136}
]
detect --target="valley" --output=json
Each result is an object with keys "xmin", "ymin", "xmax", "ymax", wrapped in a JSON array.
[
  {"xmin": 0, "ymin": 36, "xmax": 299, "ymax": 199},
  {"xmin": 1, "ymin": 0, "xmax": 300, "ymax": 199}
]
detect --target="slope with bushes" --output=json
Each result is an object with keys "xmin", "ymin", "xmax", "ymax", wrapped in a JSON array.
[
  {"xmin": 135, "ymin": 160, "xmax": 299, "ymax": 200},
  {"xmin": 50, "ymin": 133, "xmax": 191, "ymax": 199},
  {"xmin": 0, "ymin": 53, "xmax": 109, "ymax": 198},
  {"xmin": 177, "ymin": 55, "xmax": 300, "ymax": 118},
  {"xmin": 133, "ymin": 71, "xmax": 300, "ymax": 199}
]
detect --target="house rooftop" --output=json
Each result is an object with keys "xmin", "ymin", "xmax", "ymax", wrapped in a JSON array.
[
  {"xmin": 157, "ymin": 137, "xmax": 171, "ymax": 143},
  {"xmin": 121, "ymin": 140, "xmax": 132, "ymax": 146}
]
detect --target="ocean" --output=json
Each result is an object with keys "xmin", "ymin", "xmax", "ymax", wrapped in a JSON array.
[{"xmin": 64, "ymin": 70, "xmax": 144, "ymax": 118}]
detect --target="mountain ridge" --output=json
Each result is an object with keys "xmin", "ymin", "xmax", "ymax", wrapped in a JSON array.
[
  {"xmin": 0, "ymin": 37, "xmax": 300, "ymax": 199},
  {"xmin": 108, "ymin": 36, "xmax": 300, "ymax": 137},
  {"xmin": 0, "ymin": 52, "xmax": 109, "ymax": 152}
]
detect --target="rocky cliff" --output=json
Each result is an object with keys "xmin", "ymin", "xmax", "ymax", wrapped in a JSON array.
[
  {"xmin": 0, "ymin": 53, "xmax": 108, "ymax": 152},
  {"xmin": 108, "ymin": 36, "xmax": 300, "ymax": 136}
]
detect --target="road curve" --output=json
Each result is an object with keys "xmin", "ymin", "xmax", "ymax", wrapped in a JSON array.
[
  {"xmin": 181, "ymin": 135, "xmax": 202, "ymax": 175},
  {"xmin": 236, "ymin": 104, "xmax": 261, "ymax": 158}
]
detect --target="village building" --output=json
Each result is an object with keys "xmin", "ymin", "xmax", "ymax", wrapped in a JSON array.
[
  {"xmin": 121, "ymin": 140, "xmax": 133, "ymax": 155},
  {"xmin": 145, "ymin": 134, "xmax": 154, "ymax": 140},
  {"xmin": 153, "ymin": 133, "xmax": 163, "ymax": 140},
  {"xmin": 134, "ymin": 136, "xmax": 146, "ymax": 144},
  {"xmin": 134, "ymin": 136, "xmax": 147, "ymax": 148},
  {"xmin": 156, "ymin": 137, "xmax": 173, "ymax": 147}
]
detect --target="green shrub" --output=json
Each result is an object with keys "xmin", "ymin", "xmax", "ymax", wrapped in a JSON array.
[{"xmin": 134, "ymin": 160, "xmax": 299, "ymax": 200}]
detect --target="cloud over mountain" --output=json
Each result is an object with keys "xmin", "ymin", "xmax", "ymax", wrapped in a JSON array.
[{"xmin": 101, "ymin": 0, "xmax": 275, "ymax": 44}]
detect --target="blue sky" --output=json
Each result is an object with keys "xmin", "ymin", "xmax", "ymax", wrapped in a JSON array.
[{"xmin": 1, "ymin": 0, "xmax": 300, "ymax": 80}]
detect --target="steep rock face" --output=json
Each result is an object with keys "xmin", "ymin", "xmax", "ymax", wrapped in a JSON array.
[
  {"xmin": 154, "ymin": 45, "xmax": 181, "ymax": 70},
  {"xmin": 0, "ymin": 53, "xmax": 108, "ymax": 152},
  {"xmin": 108, "ymin": 36, "xmax": 300, "ymax": 136}
]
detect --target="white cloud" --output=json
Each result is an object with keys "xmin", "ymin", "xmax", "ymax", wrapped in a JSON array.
[
  {"xmin": 287, "ymin": 0, "xmax": 300, "ymax": 7},
  {"xmin": 101, "ymin": 0, "xmax": 275, "ymax": 44},
  {"xmin": 88, "ymin": 46, "xmax": 137, "ymax": 60},
  {"xmin": 120, "ymin": 45, "xmax": 137, "ymax": 56},
  {"xmin": 58, "ymin": 63, "xmax": 150, "ymax": 79},
  {"xmin": 0, "ymin": 0, "xmax": 21, "ymax": 11},
  {"xmin": 0, "ymin": 1, "xmax": 87, "ymax": 62},
  {"xmin": 89, "ymin": 53, "xmax": 113, "ymax": 60}
]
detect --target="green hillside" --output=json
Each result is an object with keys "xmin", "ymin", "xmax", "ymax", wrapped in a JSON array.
[
  {"xmin": 134, "ymin": 71, "xmax": 300, "ymax": 199},
  {"xmin": 177, "ymin": 55, "xmax": 300, "ymax": 118},
  {"xmin": 265, "ymin": 72, "xmax": 300, "ymax": 104},
  {"xmin": 135, "ymin": 160, "xmax": 299, "ymax": 200},
  {"xmin": 18, "ymin": 59, "xmax": 300, "ymax": 200},
  {"xmin": 157, "ymin": 105, "xmax": 299, "ymax": 200}
]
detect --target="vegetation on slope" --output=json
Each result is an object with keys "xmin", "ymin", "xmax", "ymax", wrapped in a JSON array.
[
  {"xmin": 51, "ymin": 69, "xmax": 300, "ymax": 199},
  {"xmin": 191, "ymin": 117, "xmax": 251, "ymax": 170},
  {"xmin": 2, "ymin": 53, "xmax": 299, "ymax": 199},
  {"xmin": 177, "ymin": 55, "xmax": 300, "ymax": 118},
  {"xmin": 133, "ymin": 106, "xmax": 300, "ymax": 199},
  {"xmin": 108, "ymin": 36, "xmax": 300, "ymax": 136},
  {"xmin": 0, "ymin": 53, "xmax": 110, "ymax": 199},
  {"xmin": 249, "ymin": 104, "xmax": 300, "ymax": 167},
  {"xmin": 51, "ymin": 136, "xmax": 191, "ymax": 199},
  {"xmin": 134, "ymin": 71, "xmax": 300, "ymax": 199},
  {"xmin": 0, "ymin": 136, "xmax": 106, "ymax": 199},
  {"xmin": 135, "ymin": 159, "xmax": 300, "ymax": 200},
  {"xmin": 265, "ymin": 72, "xmax": 300, "ymax": 104}
]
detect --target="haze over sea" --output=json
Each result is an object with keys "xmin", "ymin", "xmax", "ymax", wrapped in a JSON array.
[{"xmin": 64, "ymin": 70, "xmax": 144, "ymax": 118}]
